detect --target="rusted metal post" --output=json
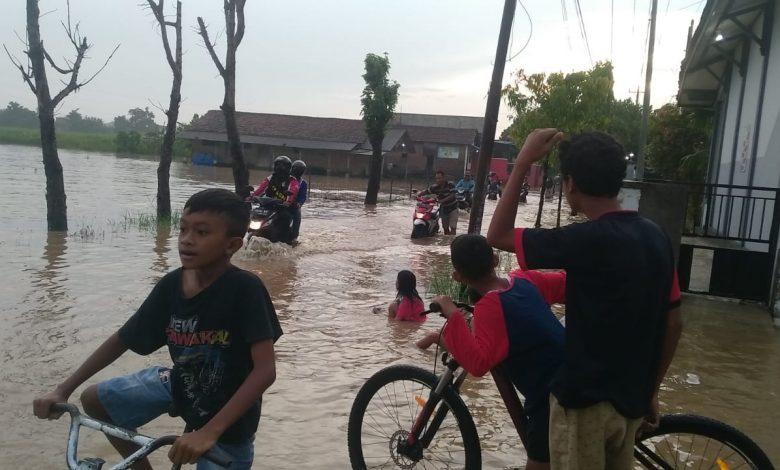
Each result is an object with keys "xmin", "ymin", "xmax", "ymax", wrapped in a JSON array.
[{"xmin": 468, "ymin": 0, "xmax": 517, "ymax": 234}]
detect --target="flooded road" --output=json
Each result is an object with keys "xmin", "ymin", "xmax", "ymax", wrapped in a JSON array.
[{"xmin": 1, "ymin": 144, "xmax": 779, "ymax": 468}]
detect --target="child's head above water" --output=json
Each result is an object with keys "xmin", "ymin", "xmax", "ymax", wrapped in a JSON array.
[
  {"xmin": 396, "ymin": 270, "xmax": 421, "ymax": 301},
  {"xmin": 450, "ymin": 234, "xmax": 498, "ymax": 285}
]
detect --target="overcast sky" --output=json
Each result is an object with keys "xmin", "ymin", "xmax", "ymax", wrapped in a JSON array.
[{"xmin": 0, "ymin": 0, "xmax": 706, "ymax": 135}]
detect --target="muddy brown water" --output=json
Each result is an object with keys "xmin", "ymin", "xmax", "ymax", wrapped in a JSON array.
[{"xmin": 1, "ymin": 145, "xmax": 779, "ymax": 468}]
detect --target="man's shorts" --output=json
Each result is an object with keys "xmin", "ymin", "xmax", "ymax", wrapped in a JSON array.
[
  {"xmin": 96, "ymin": 366, "xmax": 254, "ymax": 470},
  {"xmin": 440, "ymin": 207, "xmax": 459, "ymax": 232},
  {"xmin": 549, "ymin": 395, "xmax": 642, "ymax": 470}
]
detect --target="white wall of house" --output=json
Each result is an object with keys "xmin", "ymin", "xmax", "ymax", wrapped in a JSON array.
[{"xmin": 708, "ymin": 10, "xmax": 780, "ymax": 247}]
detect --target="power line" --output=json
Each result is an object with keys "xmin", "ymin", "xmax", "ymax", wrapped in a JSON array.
[
  {"xmin": 573, "ymin": 0, "xmax": 593, "ymax": 65},
  {"xmin": 507, "ymin": 0, "xmax": 533, "ymax": 61},
  {"xmin": 561, "ymin": 0, "xmax": 573, "ymax": 52}
]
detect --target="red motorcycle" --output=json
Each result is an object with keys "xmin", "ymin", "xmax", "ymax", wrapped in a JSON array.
[{"xmin": 411, "ymin": 195, "xmax": 440, "ymax": 239}]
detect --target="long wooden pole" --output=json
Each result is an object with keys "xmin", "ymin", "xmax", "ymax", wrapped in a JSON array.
[
  {"xmin": 468, "ymin": 0, "xmax": 517, "ymax": 234},
  {"xmin": 636, "ymin": 0, "xmax": 658, "ymax": 181}
]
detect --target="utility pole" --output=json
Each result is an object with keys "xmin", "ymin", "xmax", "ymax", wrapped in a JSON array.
[
  {"xmin": 468, "ymin": 0, "xmax": 517, "ymax": 234},
  {"xmin": 636, "ymin": 0, "xmax": 658, "ymax": 181}
]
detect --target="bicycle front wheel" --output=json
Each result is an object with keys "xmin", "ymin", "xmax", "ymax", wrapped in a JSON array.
[
  {"xmin": 635, "ymin": 414, "xmax": 774, "ymax": 469},
  {"xmin": 347, "ymin": 364, "xmax": 481, "ymax": 469}
]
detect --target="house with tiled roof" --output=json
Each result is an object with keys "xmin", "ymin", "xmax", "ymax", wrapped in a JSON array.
[{"xmin": 180, "ymin": 111, "xmax": 481, "ymax": 179}]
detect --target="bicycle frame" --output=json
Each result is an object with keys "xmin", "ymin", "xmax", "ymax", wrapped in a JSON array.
[{"xmin": 51, "ymin": 403, "xmax": 230, "ymax": 470}]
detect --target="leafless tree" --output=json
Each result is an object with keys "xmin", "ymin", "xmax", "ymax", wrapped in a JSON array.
[
  {"xmin": 4, "ymin": 0, "xmax": 118, "ymax": 231},
  {"xmin": 146, "ymin": 0, "xmax": 182, "ymax": 220},
  {"xmin": 197, "ymin": 0, "xmax": 249, "ymax": 194}
]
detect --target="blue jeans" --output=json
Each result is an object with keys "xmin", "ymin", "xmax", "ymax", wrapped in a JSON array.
[{"xmin": 97, "ymin": 366, "xmax": 254, "ymax": 469}]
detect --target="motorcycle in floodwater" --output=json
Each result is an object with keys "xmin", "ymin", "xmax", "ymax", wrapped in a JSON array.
[
  {"xmin": 487, "ymin": 181, "xmax": 501, "ymax": 200},
  {"xmin": 410, "ymin": 195, "xmax": 440, "ymax": 239},
  {"xmin": 247, "ymin": 196, "xmax": 294, "ymax": 244},
  {"xmin": 455, "ymin": 188, "xmax": 471, "ymax": 212}
]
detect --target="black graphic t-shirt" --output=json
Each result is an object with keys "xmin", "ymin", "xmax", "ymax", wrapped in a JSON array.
[{"xmin": 119, "ymin": 266, "xmax": 283, "ymax": 443}]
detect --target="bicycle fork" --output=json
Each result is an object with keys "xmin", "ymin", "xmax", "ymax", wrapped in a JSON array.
[{"xmin": 398, "ymin": 357, "xmax": 467, "ymax": 461}]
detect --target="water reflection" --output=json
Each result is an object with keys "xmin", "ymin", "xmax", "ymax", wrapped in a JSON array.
[
  {"xmin": 30, "ymin": 231, "xmax": 70, "ymax": 315},
  {"xmin": 152, "ymin": 224, "xmax": 172, "ymax": 276}
]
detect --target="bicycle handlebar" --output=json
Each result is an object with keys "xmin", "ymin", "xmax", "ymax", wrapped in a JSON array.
[
  {"xmin": 51, "ymin": 403, "xmax": 232, "ymax": 469},
  {"xmin": 422, "ymin": 301, "xmax": 474, "ymax": 316}
]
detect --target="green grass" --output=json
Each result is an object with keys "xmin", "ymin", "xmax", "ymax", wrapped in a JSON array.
[
  {"xmin": 114, "ymin": 209, "xmax": 182, "ymax": 232},
  {"xmin": 0, "ymin": 127, "xmax": 116, "ymax": 152},
  {"xmin": 0, "ymin": 127, "xmax": 190, "ymax": 158}
]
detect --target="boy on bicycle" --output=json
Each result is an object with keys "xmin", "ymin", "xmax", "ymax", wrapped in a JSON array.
[
  {"xmin": 33, "ymin": 188, "xmax": 283, "ymax": 469},
  {"xmin": 488, "ymin": 129, "xmax": 682, "ymax": 469},
  {"xmin": 432, "ymin": 234, "xmax": 566, "ymax": 470}
]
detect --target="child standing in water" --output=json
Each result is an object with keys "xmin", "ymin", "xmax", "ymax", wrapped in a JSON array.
[{"xmin": 387, "ymin": 270, "xmax": 426, "ymax": 322}]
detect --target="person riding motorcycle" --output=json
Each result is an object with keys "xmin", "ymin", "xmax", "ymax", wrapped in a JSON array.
[
  {"xmin": 455, "ymin": 171, "xmax": 475, "ymax": 207},
  {"xmin": 250, "ymin": 155, "xmax": 300, "ymax": 204},
  {"xmin": 249, "ymin": 156, "xmax": 300, "ymax": 243},
  {"xmin": 290, "ymin": 159, "xmax": 308, "ymax": 242}
]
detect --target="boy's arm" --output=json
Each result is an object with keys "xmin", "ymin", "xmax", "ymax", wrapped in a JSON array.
[
  {"xmin": 33, "ymin": 332, "xmax": 128, "ymax": 419},
  {"xmin": 487, "ymin": 129, "xmax": 564, "ymax": 252},
  {"xmin": 169, "ymin": 340, "xmax": 277, "ymax": 465},
  {"xmin": 285, "ymin": 178, "xmax": 300, "ymax": 205},
  {"xmin": 516, "ymin": 270, "xmax": 567, "ymax": 305},
  {"xmin": 438, "ymin": 295, "xmax": 509, "ymax": 377}
]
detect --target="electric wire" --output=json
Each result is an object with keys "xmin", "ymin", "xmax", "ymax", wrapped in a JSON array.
[
  {"xmin": 561, "ymin": 0, "xmax": 573, "ymax": 52},
  {"xmin": 507, "ymin": 0, "xmax": 533, "ymax": 61},
  {"xmin": 573, "ymin": 0, "xmax": 593, "ymax": 65}
]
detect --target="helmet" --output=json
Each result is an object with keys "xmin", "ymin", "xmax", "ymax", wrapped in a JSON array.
[
  {"xmin": 291, "ymin": 160, "xmax": 307, "ymax": 178},
  {"xmin": 273, "ymin": 155, "xmax": 292, "ymax": 176}
]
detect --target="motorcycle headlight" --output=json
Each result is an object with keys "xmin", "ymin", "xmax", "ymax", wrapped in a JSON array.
[
  {"xmin": 416, "ymin": 213, "xmax": 425, "ymax": 219},
  {"xmin": 249, "ymin": 221, "xmax": 262, "ymax": 230}
]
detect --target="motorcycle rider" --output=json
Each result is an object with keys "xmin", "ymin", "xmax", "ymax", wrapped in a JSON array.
[
  {"xmin": 455, "ymin": 171, "xmax": 475, "ymax": 207},
  {"xmin": 290, "ymin": 160, "xmax": 308, "ymax": 242},
  {"xmin": 487, "ymin": 171, "xmax": 502, "ymax": 199},
  {"xmin": 249, "ymin": 156, "xmax": 300, "ymax": 242},
  {"xmin": 419, "ymin": 170, "xmax": 459, "ymax": 235}
]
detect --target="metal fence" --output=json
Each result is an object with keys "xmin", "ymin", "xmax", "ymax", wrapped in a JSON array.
[{"xmin": 681, "ymin": 182, "xmax": 780, "ymax": 245}]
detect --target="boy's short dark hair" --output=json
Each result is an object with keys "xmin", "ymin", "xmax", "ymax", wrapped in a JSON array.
[
  {"xmin": 451, "ymin": 234, "xmax": 494, "ymax": 281},
  {"xmin": 435, "ymin": 170, "xmax": 445, "ymax": 177},
  {"xmin": 559, "ymin": 132, "xmax": 626, "ymax": 198},
  {"xmin": 184, "ymin": 188, "xmax": 249, "ymax": 237}
]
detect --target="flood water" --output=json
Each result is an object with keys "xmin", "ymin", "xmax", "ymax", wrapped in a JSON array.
[{"xmin": 1, "ymin": 144, "xmax": 779, "ymax": 468}]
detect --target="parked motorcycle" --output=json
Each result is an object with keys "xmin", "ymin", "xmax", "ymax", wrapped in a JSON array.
[
  {"xmin": 455, "ymin": 188, "xmax": 471, "ymax": 211},
  {"xmin": 247, "ymin": 196, "xmax": 293, "ymax": 244},
  {"xmin": 410, "ymin": 195, "xmax": 440, "ymax": 239}
]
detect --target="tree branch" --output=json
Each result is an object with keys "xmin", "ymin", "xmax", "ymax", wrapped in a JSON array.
[
  {"xmin": 4, "ymin": 44, "xmax": 37, "ymax": 94},
  {"xmin": 52, "ymin": 42, "xmax": 119, "ymax": 107},
  {"xmin": 197, "ymin": 16, "xmax": 225, "ymax": 76},
  {"xmin": 43, "ymin": 47, "xmax": 73, "ymax": 74},
  {"xmin": 146, "ymin": 0, "xmax": 177, "ymax": 71},
  {"xmin": 234, "ymin": 0, "xmax": 246, "ymax": 47}
]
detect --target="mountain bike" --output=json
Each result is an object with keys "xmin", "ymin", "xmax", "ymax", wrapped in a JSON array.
[
  {"xmin": 50, "ymin": 403, "xmax": 231, "ymax": 470},
  {"xmin": 347, "ymin": 302, "xmax": 774, "ymax": 469}
]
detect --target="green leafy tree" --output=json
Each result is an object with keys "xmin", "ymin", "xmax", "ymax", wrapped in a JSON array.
[
  {"xmin": 0, "ymin": 101, "xmax": 39, "ymax": 128},
  {"xmin": 502, "ymin": 62, "xmax": 641, "ymax": 226},
  {"xmin": 647, "ymin": 104, "xmax": 711, "ymax": 182},
  {"xmin": 361, "ymin": 52, "xmax": 399, "ymax": 205}
]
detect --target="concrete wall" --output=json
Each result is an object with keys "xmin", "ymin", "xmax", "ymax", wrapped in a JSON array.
[{"xmin": 622, "ymin": 181, "xmax": 687, "ymax": 263}]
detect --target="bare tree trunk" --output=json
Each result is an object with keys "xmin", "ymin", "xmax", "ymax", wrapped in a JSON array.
[
  {"xmin": 27, "ymin": 0, "xmax": 66, "ymax": 231},
  {"xmin": 197, "ymin": 0, "xmax": 248, "ymax": 194},
  {"xmin": 149, "ymin": 0, "xmax": 182, "ymax": 220},
  {"xmin": 7, "ymin": 0, "xmax": 117, "ymax": 231},
  {"xmin": 364, "ymin": 137, "xmax": 383, "ymax": 205}
]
